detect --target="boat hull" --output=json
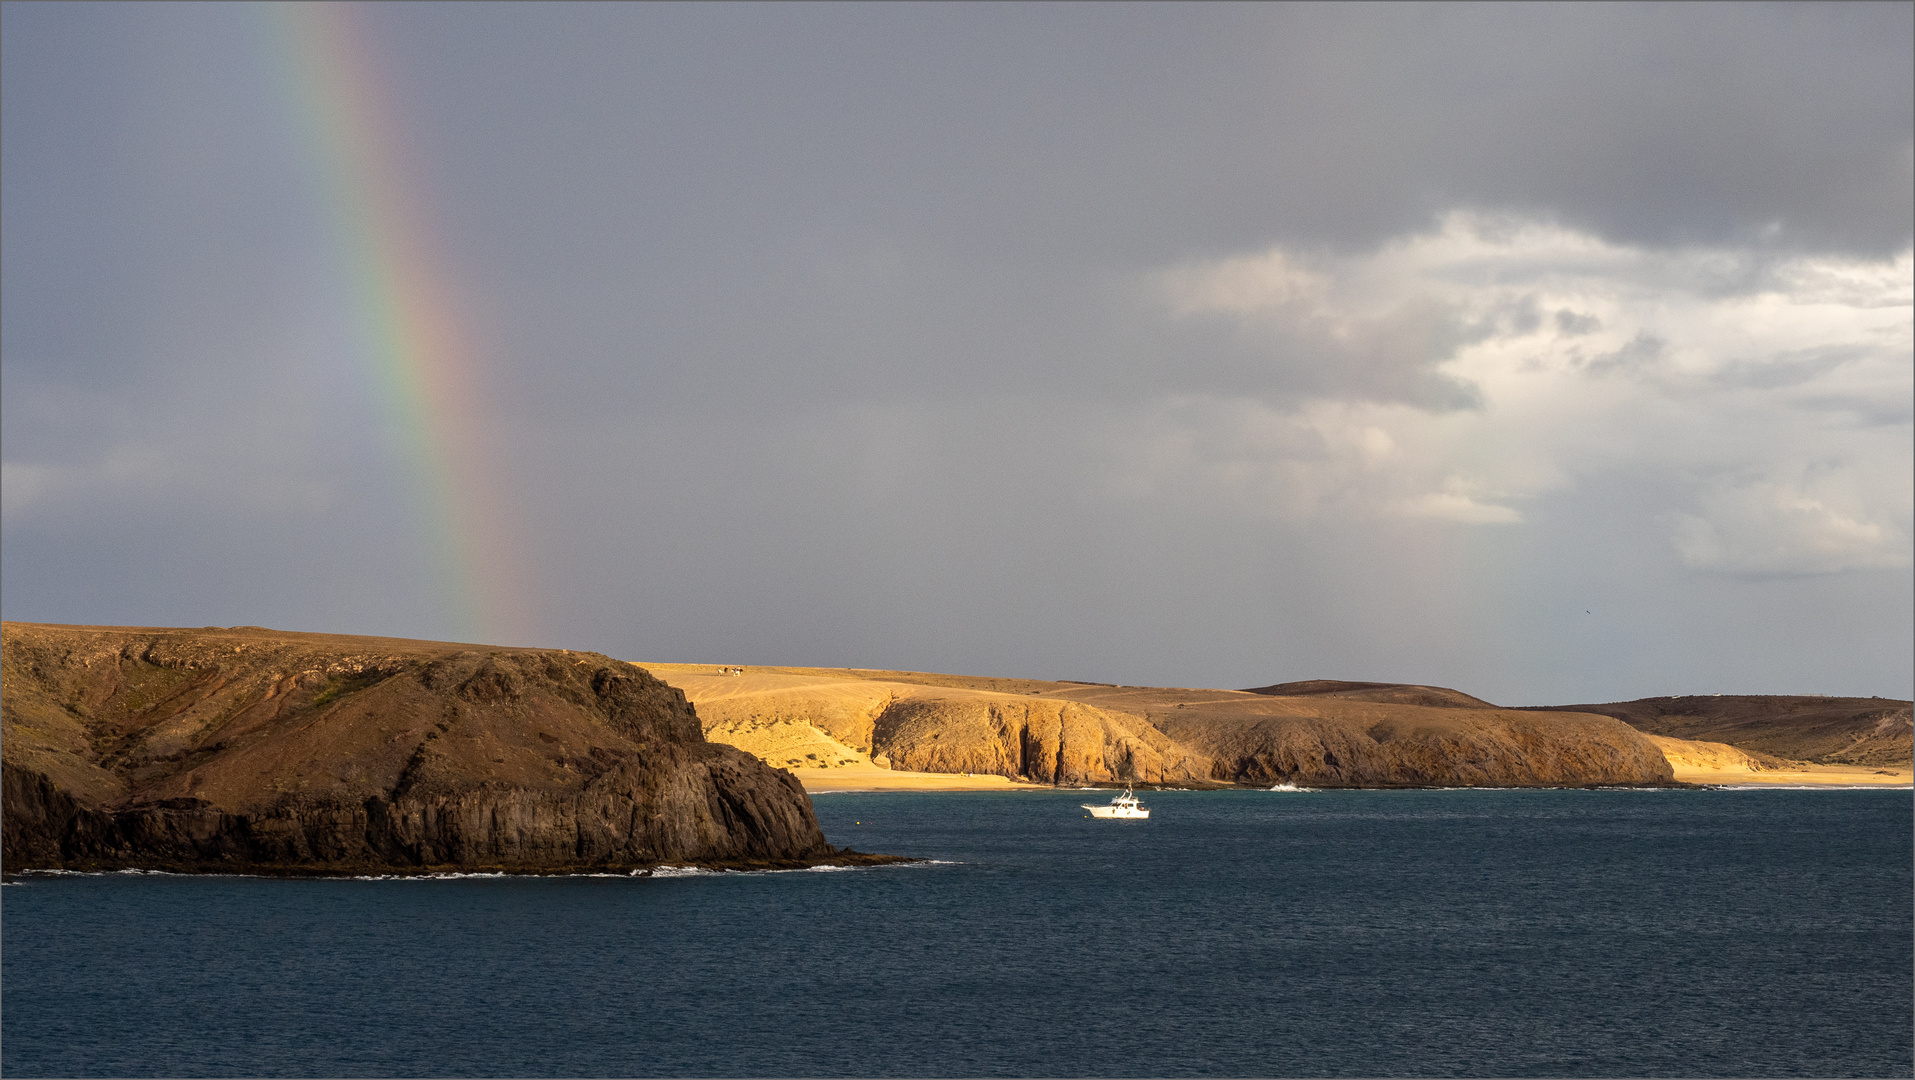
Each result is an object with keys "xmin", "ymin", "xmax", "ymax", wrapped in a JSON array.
[{"xmin": 1083, "ymin": 804, "xmax": 1149, "ymax": 819}]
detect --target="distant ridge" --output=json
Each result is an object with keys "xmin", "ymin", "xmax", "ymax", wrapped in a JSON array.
[
  {"xmin": 1522, "ymin": 695, "xmax": 1912, "ymax": 767},
  {"xmin": 1242, "ymin": 680, "xmax": 1497, "ymax": 710},
  {"xmin": 648, "ymin": 663, "xmax": 1674, "ymax": 788}
]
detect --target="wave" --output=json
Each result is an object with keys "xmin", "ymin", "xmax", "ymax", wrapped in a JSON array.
[
  {"xmin": 12, "ymin": 867, "xmax": 244, "ymax": 879},
  {"xmin": 349, "ymin": 871, "xmax": 515, "ymax": 881},
  {"xmin": 6, "ymin": 860, "xmax": 955, "ymax": 883},
  {"xmin": 1711, "ymin": 784, "xmax": 1913, "ymax": 792},
  {"xmin": 1424, "ymin": 786, "xmax": 1683, "ymax": 792}
]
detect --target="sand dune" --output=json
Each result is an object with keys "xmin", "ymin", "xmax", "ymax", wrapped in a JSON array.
[
  {"xmin": 1645, "ymin": 734, "xmax": 1786, "ymax": 773},
  {"xmin": 1647, "ymin": 734, "xmax": 1911, "ymax": 786}
]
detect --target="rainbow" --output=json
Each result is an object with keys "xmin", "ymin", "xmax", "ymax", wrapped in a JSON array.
[{"xmin": 264, "ymin": 3, "xmax": 529, "ymax": 644}]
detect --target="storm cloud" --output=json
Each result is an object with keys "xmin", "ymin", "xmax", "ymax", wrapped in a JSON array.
[{"xmin": 3, "ymin": 2, "xmax": 1909, "ymax": 703}]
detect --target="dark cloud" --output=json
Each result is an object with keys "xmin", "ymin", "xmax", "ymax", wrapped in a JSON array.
[
  {"xmin": 3, "ymin": 3, "xmax": 1908, "ymax": 700},
  {"xmin": 1581, "ymin": 331, "xmax": 1667, "ymax": 377},
  {"xmin": 1555, "ymin": 310, "xmax": 1602, "ymax": 336},
  {"xmin": 1713, "ymin": 346, "xmax": 1869, "ymax": 391}
]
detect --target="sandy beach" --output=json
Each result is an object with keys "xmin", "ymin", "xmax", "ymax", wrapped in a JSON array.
[
  {"xmin": 809, "ymin": 762, "xmax": 1912, "ymax": 790},
  {"xmin": 1647, "ymin": 734, "xmax": 1912, "ymax": 786},
  {"xmin": 793, "ymin": 764, "xmax": 1046, "ymax": 792},
  {"xmin": 1668, "ymin": 762, "xmax": 1913, "ymax": 787}
]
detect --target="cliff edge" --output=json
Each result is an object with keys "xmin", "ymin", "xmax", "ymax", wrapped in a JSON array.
[{"xmin": 2, "ymin": 623, "xmax": 860, "ymax": 874}]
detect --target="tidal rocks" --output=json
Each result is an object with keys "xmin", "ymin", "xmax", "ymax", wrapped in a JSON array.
[{"xmin": 2, "ymin": 624, "xmax": 857, "ymax": 874}]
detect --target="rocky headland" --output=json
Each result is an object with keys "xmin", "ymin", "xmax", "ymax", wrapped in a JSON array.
[{"xmin": 2, "ymin": 623, "xmax": 887, "ymax": 875}]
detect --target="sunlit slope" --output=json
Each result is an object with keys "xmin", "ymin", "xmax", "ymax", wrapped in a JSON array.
[
  {"xmin": 639, "ymin": 665, "xmax": 1211, "ymax": 785},
  {"xmin": 641, "ymin": 665, "xmax": 1675, "ymax": 787}
]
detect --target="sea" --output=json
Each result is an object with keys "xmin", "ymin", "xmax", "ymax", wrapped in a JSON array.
[{"xmin": 3, "ymin": 787, "xmax": 1910, "ymax": 1078}]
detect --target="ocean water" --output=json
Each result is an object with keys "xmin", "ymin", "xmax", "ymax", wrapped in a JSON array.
[{"xmin": 3, "ymin": 788, "xmax": 1910, "ymax": 1078}]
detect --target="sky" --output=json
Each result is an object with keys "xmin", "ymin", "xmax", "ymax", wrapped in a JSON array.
[{"xmin": 3, "ymin": 1, "xmax": 1910, "ymax": 705}]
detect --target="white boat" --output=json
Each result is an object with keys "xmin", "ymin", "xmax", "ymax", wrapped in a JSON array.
[{"xmin": 1082, "ymin": 786, "xmax": 1150, "ymax": 819}]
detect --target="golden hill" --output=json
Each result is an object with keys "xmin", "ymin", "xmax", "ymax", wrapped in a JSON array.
[{"xmin": 640, "ymin": 664, "xmax": 1675, "ymax": 788}]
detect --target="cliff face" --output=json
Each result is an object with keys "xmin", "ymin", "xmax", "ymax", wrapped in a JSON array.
[
  {"xmin": 650, "ymin": 666, "xmax": 1676, "ymax": 787},
  {"xmin": 1148, "ymin": 699, "xmax": 1673, "ymax": 787},
  {"xmin": 675, "ymin": 671, "xmax": 1214, "ymax": 784},
  {"xmin": 2, "ymin": 624, "xmax": 839, "ymax": 873}
]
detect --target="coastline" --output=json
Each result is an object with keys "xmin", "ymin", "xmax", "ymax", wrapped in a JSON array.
[
  {"xmin": 1667, "ymin": 762, "xmax": 1912, "ymax": 787},
  {"xmin": 796, "ymin": 764, "xmax": 1048, "ymax": 792},
  {"xmin": 791, "ymin": 762, "xmax": 1914, "ymax": 792},
  {"xmin": 0, "ymin": 849, "xmax": 912, "ymax": 880}
]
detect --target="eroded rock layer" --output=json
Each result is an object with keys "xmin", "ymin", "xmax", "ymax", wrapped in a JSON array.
[
  {"xmin": 680, "ymin": 672, "xmax": 1211, "ymax": 784},
  {"xmin": 2, "ymin": 624, "xmax": 843, "ymax": 874},
  {"xmin": 649, "ymin": 666, "xmax": 1678, "ymax": 787}
]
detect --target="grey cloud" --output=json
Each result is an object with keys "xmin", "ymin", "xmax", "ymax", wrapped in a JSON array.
[
  {"xmin": 385, "ymin": 3, "xmax": 1912, "ymax": 262},
  {"xmin": 1581, "ymin": 332, "xmax": 1667, "ymax": 378},
  {"xmin": 1154, "ymin": 298, "xmax": 1487, "ymax": 413},
  {"xmin": 363, "ymin": 2, "xmax": 1912, "ymax": 414},
  {"xmin": 1712, "ymin": 346, "xmax": 1869, "ymax": 391},
  {"xmin": 1796, "ymin": 393, "xmax": 1915, "ymax": 428},
  {"xmin": 1555, "ymin": 310, "xmax": 1602, "ymax": 336},
  {"xmin": 3, "ymin": 4, "xmax": 1909, "ymax": 700}
]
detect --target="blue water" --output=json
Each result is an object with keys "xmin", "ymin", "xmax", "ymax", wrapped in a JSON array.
[{"xmin": 3, "ymin": 788, "xmax": 1910, "ymax": 1077}]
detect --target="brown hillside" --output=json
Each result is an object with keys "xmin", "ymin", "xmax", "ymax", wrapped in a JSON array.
[
  {"xmin": 1522, "ymin": 695, "xmax": 1913, "ymax": 766},
  {"xmin": 2, "ymin": 624, "xmax": 855, "ymax": 874},
  {"xmin": 1242, "ymin": 680, "xmax": 1497, "ymax": 709},
  {"xmin": 1083, "ymin": 687, "xmax": 1669, "ymax": 787},
  {"xmin": 648, "ymin": 665, "xmax": 1675, "ymax": 788}
]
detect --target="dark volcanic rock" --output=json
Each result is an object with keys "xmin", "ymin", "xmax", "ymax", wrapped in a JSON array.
[{"xmin": 2, "ymin": 623, "xmax": 864, "ymax": 874}]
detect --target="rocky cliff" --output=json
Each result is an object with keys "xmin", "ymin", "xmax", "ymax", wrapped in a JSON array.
[
  {"xmin": 664, "ymin": 669, "xmax": 1212, "ymax": 784},
  {"xmin": 2, "ymin": 624, "xmax": 865, "ymax": 874},
  {"xmin": 1147, "ymin": 696, "xmax": 1673, "ymax": 787},
  {"xmin": 648, "ymin": 666, "xmax": 1676, "ymax": 787}
]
